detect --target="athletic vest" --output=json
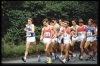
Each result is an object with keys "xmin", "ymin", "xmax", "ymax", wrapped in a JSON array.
[
  {"xmin": 26, "ymin": 24, "xmax": 35, "ymax": 37},
  {"xmin": 43, "ymin": 26, "xmax": 52, "ymax": 38},
  {"xmin": 62, "ymin": 27, "xmax": 71, "ymax": 39},
  {"xmin": 73, "ymin": 25, "xmax": 78, "ymax": 31},
  {"xmin": 58, "ymin": 25, "xmax": 61, "ymax": 31},
  {"xmin": 71, "ymin": 25, "xmax": 78, "ymax": 36},
  {"xmin": 86, "ymin": 26, "xmax": 94, "ymax": 37},
  {"xmin": 77, "ymin": 25, "xmax": 86, "ymax": 32}
]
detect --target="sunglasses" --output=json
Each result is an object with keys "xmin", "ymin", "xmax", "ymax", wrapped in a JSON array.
[{"xmin": 79, "ymin": 22, "xmax": 83, "ymax": 23}]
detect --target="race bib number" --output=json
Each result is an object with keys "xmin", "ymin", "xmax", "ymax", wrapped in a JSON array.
[
  {"xmin": 26, "ymin": 32, "xmax": 31, "ymax": 36},
  {"xmin": 44, "ymin": 32, "xmax": 50, "ymax": 36},
  {"xmin": 78, "ymin": 33, "xmax": 82, "ymax": 35},
  {"xmin": 87, "ymin": 32, "xmax": 92, "ymax": 37},
  {"xmin": 63, "ymin": 34, "xmax": 67, "ymax": 37}
]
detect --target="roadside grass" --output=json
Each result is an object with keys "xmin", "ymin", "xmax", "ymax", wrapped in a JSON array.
[
  {"xmin": 2, "ymin": 42, "xmax": 79, "ymax": 58},
  {"xmin": 2, "ymin": 42, "xmax": 44, "ymax": 58}
]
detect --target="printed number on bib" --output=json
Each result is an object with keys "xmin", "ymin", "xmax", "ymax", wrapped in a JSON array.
[
  {"xmin": 78, "ymin": 33, "xmax": 82, "ymax": 35},
  {"xmin": 87, "ymin": 32, "xmax": 92, "ymax": 37},
  {"xmin": 63, "ymin": 34, "xmax": 67, "ymax": 37},
  {"xmin": 44, "ymin": 32, "xmax": 50, "ymax": 36},
  {"xmin": 26, "ymin": 32, "xmax": 31, "ymax": 36}
]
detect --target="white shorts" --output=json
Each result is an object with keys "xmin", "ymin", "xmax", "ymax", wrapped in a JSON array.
[
  {"xmin": 57, "ymin": 35, "xmax": 63, "ymax": 43},
  {"xmin": 76, "ymin": 34, "xmax": 85, "ymax": 42},
  {"xmin": 26, "ymin": 37, "xmax": 36, "ymax": 42},
  {"xmin": 63, "ymin": 38, "xmax": 71, "ymax": 45},
  {"xmin": 42, "ymin": 38, "xmax": 51, "ymax": 44},
  {"xmin": 72, "ymin": 36, "xmax": 78, "ymax": 41},
  {"xmin": 87, "ymin": 37, "xmax": 95, "ymax": 42},
  {"xmin": 51, "ymin": 38, "xmax": 57, "ymax": 43},
  {"xmin": 94, "ymin": 36, "xmax": 97, "ymax": 41}
]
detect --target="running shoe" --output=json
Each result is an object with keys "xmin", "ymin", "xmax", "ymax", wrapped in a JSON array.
[
  {"xmin": 55, "ymin": 55, "xmax": 59, "ymax": 60},
  {"xmin": 85, "ymin": 55, "xmax": 92, "ymax": 61},
  {"xmin": 67, "ymin": 57, "xmax": 70, "ymax": 61},
  {"xmin": 52, "ymin": 56, "xmax": 55, "ymax": 62},
  {"xmin": 38, "ymin": 57, "xmax": 41, "ymax": 62},
  {"xmin": 59, "ymin": 56, "xmax": 63, "ymax": 60},
  {"xmin": 45, "ymin": 59, "xmax": 48, "ymax": 63},
  {"xmin": 92, "ymin": 58, "xmax": 95, "ymax": 61},
  {"xmin": 73, "ymin": 54, "xmax": 77, "ymax": 61},
  {"xmin": 21, "ymin": 57, "xmax": 26, "ymax": 62},
  {"xmin": 47, "ymin": 59, "xmax": 52, "ymax": 64},
  {"xmin": 79, "ymin": 56, "xmax": 83, "ymax": 60},
  {"xmin": 59, "ymin": 59, "xmax": 67, "ymax": 64}
]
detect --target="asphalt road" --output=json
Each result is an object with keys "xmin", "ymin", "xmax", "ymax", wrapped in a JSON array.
[{"xmin": 2, "ymin": 52, "xmax": 97, "ymax": 64}]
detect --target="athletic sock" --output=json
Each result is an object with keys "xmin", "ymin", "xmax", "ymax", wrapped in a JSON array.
[
  {"xmin": 38, "ymin": 55, "xmax": 40, "ymax": 57},
  {"xmin": 24, "ymin": 57, "xmax": 26, "ymax": 60},
  {"xmin": 52, "ymin": 53, "xmax": 55, "ymax": 56}
]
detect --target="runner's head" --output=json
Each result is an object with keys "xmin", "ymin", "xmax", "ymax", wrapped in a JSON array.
[
  {"xmin": 93, "ymin": 20, "xmax": 97, "ymax": 27},
  {"xmin": 78, "ymin": 19, "xmax": 84, "ymax": 26},
  {"xmin": 59, "ymin": 19, "xmax": 64, "ymax": 26},
  {"xmin": 59, "ymin": 19, "xmax": 62, "ymax": 25},
  {"xmin": 49, "ymin": 21, "xmax": 52, "ymax": 26},
  {"xmin": 61, "ymin": 21, "xmax": 64, "ymax": 27},
  {"xmin": 28, "ymin": 18, "xmax": 33, "ymax": 25},
  {"xmin": 42, "ymin": 18, "xmax": 49, "ymax": 26},
  {"xmin": 64, "ymin": 20, "xmax": 69, "ymax": 28},
  {"xmin": 52, "ymin": 18, "xmax": 57, "ymax": 25},
  {"xmin": 88, "ymin": 18, "xmax": 94, "ymax": 26},
  {"xmin": 50, "ymin": 20, "xmax": 55, "ymax": 26},
  {"xmin": 72, "ymin": 19, "xmax": 77, "ymax": 26}
]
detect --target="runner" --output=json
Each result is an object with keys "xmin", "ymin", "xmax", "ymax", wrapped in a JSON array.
[
  {"xmin": 59, "ymin": 20, "xmax": 76, "ymax": 64},
  {"xmin": 93, "ymin": 20, "xmax": 98, "ymax": 56},
  {"xmin": 40, "ymin": 18, "xmax": 54, "ymax": 64},
  {"xmin": 67, "ymin": 21, "xmax": 77, "ymax": 61},
  {"xmin": 22, "ymin": 18, "xmax": 41, "ymax": 62},
  {"xmin": 70, "ymin": 20, "xmax": 79, "ymax": 58},
  {"xmin": 51, "ymin": 18, "xmax": 59, "ymax": 60},
  {"xmin": 84, "ymin": 19, "xmax": 97, "ymax": 61},
  {"xmin": 77, "ymin": 19, "xmax": 86, "ymax": 60},
  {"xmin": 57, "ymin": 19, "xmax": 65, "ymax": 60},
  {"xmin": 49, "ymin": 20, "xmax": 55, "ymax": 62},
  {"xmin": 89, "ymin": 20, "xmax": 98, "ymax": 58}
]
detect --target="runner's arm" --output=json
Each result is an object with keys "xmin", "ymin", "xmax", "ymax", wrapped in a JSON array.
[
  {"xmin": 91, "ymin": 27, "xmax": 97, "ymax": 37},
  {"xmin": 52, "ymin": 27, "xmax": 57, "ymax": 38},
  {"xmin": 57, "ymin": 27, "xmax": 63, "ymax": 37},
  {"xmin": 24, "ymin": 24, "xmax": 27, "ymax": 32},
  {"xmin": 56, "ymin": 24, "xmax": 60, "ymax": 36},
  {"xmin": 50, "ymin": 26, "xmax": 54, "ymax": 38},
  {"xmin": 70, "ymin": 27, "xmax": 77, "ymax": 35},
  {"xmin": 27, "ymin": 24, "xmax": 35, "ymax": 33},
  {"xmin": 76, "ymin": 28, "xmax": 78, "ymax": 35},
  {"xmin": 24, "ymin": 28, "xmax": 27, "ymax": 32},
  {"xmin": 40, "ymin": 28, "xmax": 44, "ymax": 40}
]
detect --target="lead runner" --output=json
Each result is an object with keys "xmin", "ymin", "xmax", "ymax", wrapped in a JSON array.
[{"xmin": 22, "ymin": 18, "xmax": 41, "ymax": 62}]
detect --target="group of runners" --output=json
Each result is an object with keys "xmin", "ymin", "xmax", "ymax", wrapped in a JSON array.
[{"xmin": 21, "ymin": 18, "xmax": 98, "ymax": 64}]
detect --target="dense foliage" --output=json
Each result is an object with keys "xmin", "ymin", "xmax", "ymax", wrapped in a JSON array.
[{"xmin": 1, "ymin": 1, "xmax": 98, "ymax": 57}]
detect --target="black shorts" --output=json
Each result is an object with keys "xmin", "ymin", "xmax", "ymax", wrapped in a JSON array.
[{"xmin": 61, "ymin": 38, "xmax": 64, "ymax": 44}]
